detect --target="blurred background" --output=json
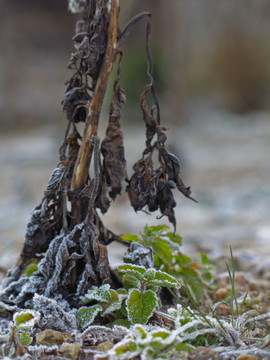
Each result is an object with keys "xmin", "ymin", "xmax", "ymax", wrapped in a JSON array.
[{"xmin": 0, "ymin": 0, "xmax": 270, "ymax": 275}]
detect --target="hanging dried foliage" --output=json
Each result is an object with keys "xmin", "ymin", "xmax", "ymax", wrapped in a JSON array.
[
  {"xmin": 0, "ymin": 0, "xmax": 195, "ymax": 312},
  {"xmin": 127, "ymin": 18, "xmax": 196, "ymax": 230}
]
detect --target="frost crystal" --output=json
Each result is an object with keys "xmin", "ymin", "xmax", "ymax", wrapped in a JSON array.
[{"xmin": 33, "ymin": 294, "xmax": 77, "ymax": 332}]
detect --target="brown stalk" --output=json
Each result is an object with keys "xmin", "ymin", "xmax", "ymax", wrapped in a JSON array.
[{"xmin": 71, "ymin": 0, "xmax": 119, "ymax": 195}]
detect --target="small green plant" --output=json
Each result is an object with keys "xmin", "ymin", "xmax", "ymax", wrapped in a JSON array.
[
  {"xmin": 121, "ymin": 225, "xmax": 205, "ymax": 301},
  {"xmin": 1, "ymin": 310, "xmax": 40, "ymax": 357},
  {"xmin": 95, "ymin": 324, "xmax": 194, "ymax": 360},
  {"xmin": 77, "ymin": 265, "xmax": 180, "ymax": 328},
  {"xmin": 119, "ymin": 264, "xmax": 180, "ymax": 324}
]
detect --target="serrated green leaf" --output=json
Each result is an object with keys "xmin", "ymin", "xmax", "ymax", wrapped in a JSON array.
[
  {"xmin": 142, "ymin": 225, "xmax": 168, "ymax": 246},
  {"xmin": 174, "ymin": 253, "xmax": 192, "ymax": 267},
  {"xmin": 102, "ymin": 290, "xmax": 127, "ymax": 316},
  {"xmin": 144, "ymin": 268, "xmax": 156, "ymax": 282},
  {"xmin": 77, "ymin": 305, "xmax": 102, "ymax": 329},
  {"xmin": 120, "ymin": 234, "xmax": 141, "ymax": 242},
  {"xmin": 181, "ymin": 267, "xmax": 204, "ymax": 301},
  {"xmin": 166, "ymin": 232, "xmax": 182, "ymax": 245},
  {"xmin": 19, "ymin": 332, "xmax": 32, "ymax": 347},
  {"xmin": 81, "ymin": 284, "xmax": 112, "ymax": 304},
  {"xmin": 126, "ymin": 289, "xmax": 157, "ymax": 324},
  {"xmin": 116, "ymin": 288, "xmax": 128, "ymax": 295},
  {"xmin": 153, "ymin": 238, "xmax": 172, "ymax": 265},
  {"xmin": 118, "ymin": 264, "xmax": 146, "ymax": 285},
  {"xmin": 144, "ymin": 224, "xmax": 168, "ymax": 234},
  {"xmin": 149, "ymin": 270, "xmax": 181, "ymax": 288},
  {"xmin": 112, "ymin": 318, "xmax": 132, "ymax": 328},
  {"xmin": 118, "ymin": 264, "xmax": 146, "ymax": 275}
]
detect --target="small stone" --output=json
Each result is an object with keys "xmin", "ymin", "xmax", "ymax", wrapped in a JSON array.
[
  {"xmin": 60, "ymin": 342, "xmax": 81, "ymax": 359},
  {"xmin": 248, "ymin": 282, "xmax": 260, "ymax": 291},
  {"xmin": 215, "ymin": 288, "xmax": 228, "ymax": 300},
  {"xmin": 235, "ymin": 273, "xmax": 249, "ymax": 287},
  {"xmin": 214, "ymin": 303, "xmax": 231, "ymax": 316},
  {"xmin": 188, "ymin": 346, "xmax": 218, "ymax": 360},
  {"xmin": 96, "ymin": 341, "xmax": 114, "ymax": 351},
  {"xmin": 36, "ymin": 329, "xmax": 70, "ymax": 346},
  {"xmin": 236, "ymin": 354, "xmax": 259, "ymax": 360},
  {"xmin": 266, "ymin": 318, "xmax": 270, "ymax": 328}
]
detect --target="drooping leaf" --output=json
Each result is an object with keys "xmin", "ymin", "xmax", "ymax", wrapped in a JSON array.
[
  {"xmin": 126, "ymin": 289, "xmax": 157, "ymax": 324},
  {"xmin": 101, "ymin": 57, "xmax": 127, "ymax": 201}
]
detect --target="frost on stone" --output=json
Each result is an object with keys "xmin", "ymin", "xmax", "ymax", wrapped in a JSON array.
[
  {"xmin": 27, "ymin": 344, "xmax": 58, "ymax": 358},
  {"xmin": 33, "ymin": 294, "xmax": 77, "ymax": 332}
]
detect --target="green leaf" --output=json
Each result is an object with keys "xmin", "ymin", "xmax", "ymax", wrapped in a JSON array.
[
  {"xmin": 81, "ymin": 284, "xmax": 112, "ymax": 304},
  {"xmin": 111, "ymin": 318, "xmax": 132, "ymax": 328},
  {"xmin": 148, "ymin": 270, "xmax": 181, "ymax": 289},
  {"xmin": 14, "ymin": 312, "xmax": 34, "ymax": 327},
  {"xmin": 181, "ymin": 267, "xmax": 204, "ymax": 301},
  {"xmin": 19, "ymin": 332, "xmax": 32, "ymax": 347},
  {"xmin": 174, "ymin": 253, "xmax": 192, "ymax": 267},
  {"xmin": 77, "ymin": 305, "xmax": 102, "ymax": 329},
  {"xmin": 175, "ymin": 342, "xmax": 194, "ymax": 353},
  {"xmin": 153, "ymin": 238, "xmax": 173, "ymax": 265},
  {"xmin": 166, "ymin": 232, "xmax": 182, "ymax": 245},
  {"xmin": 134, "ymin": 324, "xmax": 148, "ymax": 339},
  {"xmin": 200, "ymin": 252, "xmax": 208, "ymax": 265},
  {"xmin": 114, "ymin": 342, "xmax": 139, "ymax": 357},
  {"xmin": 142, "ymin": 225, "xmax": 168, "ymax": 246},
  {"xmin": 102, "ymin": 289, "xmax": 127, "ymax": 316},
  {"xmin": 120, "ymin": 234, "xmax": 141, "ymax": 242},
  {"xmin": 151, "ymin": 329, "xmax": 170, "ymax": 340},
  {"xmin": 126, "ymin": 289, "xmax": 157, "ymax": 324},
  {"xmin": 200, "ymin": 253, "xmax": 213, "ymax": 283},
  {"xmin": 118, "ymin": 264, "xmax": 146, "ymax": 286},
  {"xmin": 22, "ymin": 263, "xmax": 38, "ymax": 277}
]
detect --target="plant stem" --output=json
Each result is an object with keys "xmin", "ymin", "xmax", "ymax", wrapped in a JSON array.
[{"xmin": 71, "ymin": 0, "xmax": 119, "ymax": 221}]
